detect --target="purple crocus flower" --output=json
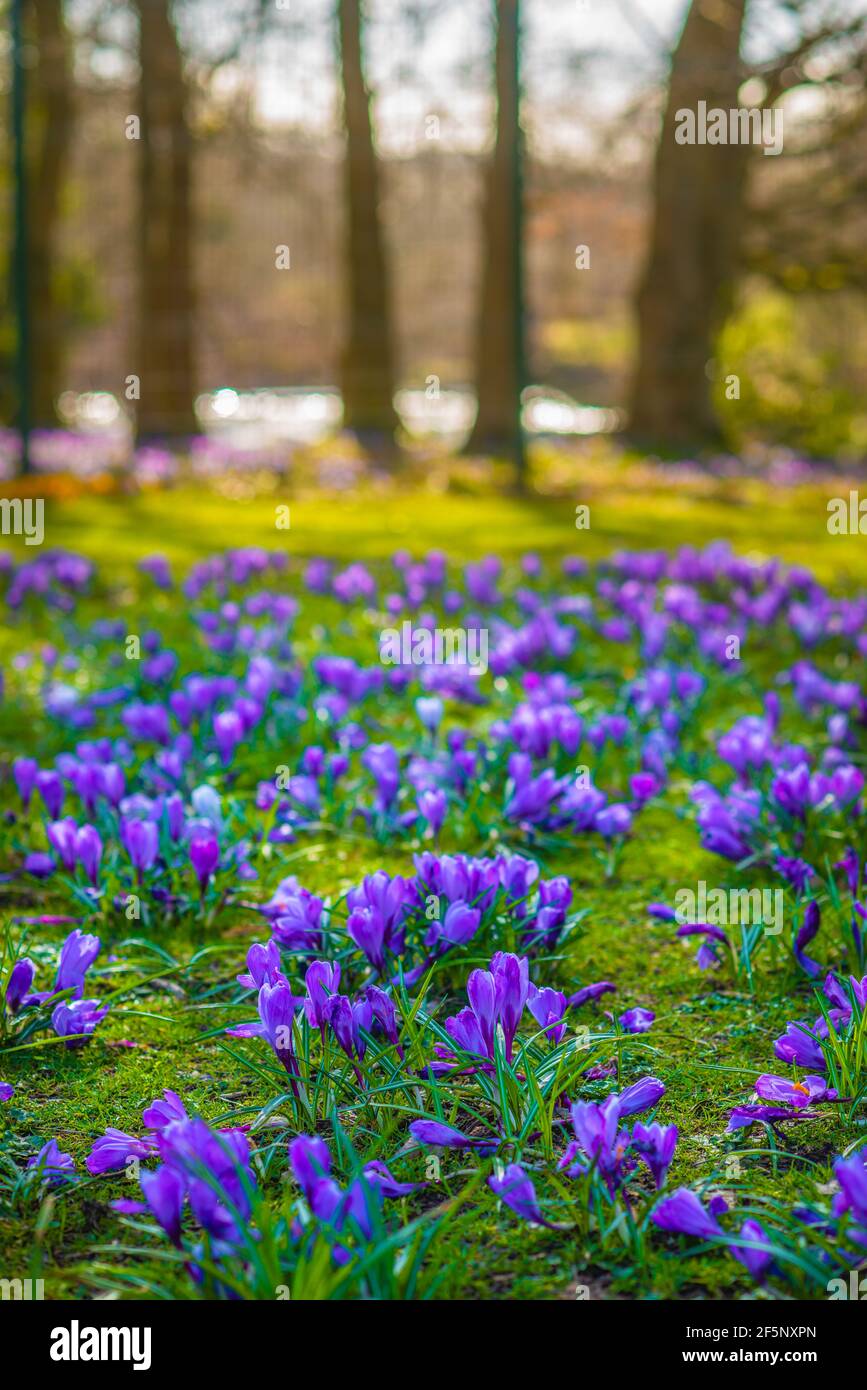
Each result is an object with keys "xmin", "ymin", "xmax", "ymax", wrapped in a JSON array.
[
  {"xmin": 162, "ymin": 792, "xmax": 184, "ymax": 842},
  {"xmin": 23, "ymin": 851, "xmax": 55, "ymax": 879},
  {"xmin": 618, "ymin": 1007, "xmax": 655, "ymax": 1033},
  {"xmin": 309, "ymin": 1172, "xmax": 381, "ymax": 1263},
  {"xmin": 36, "ymin": 769, "xmax": 64, "ymax": 819},
  {"xmin": 836, "ymin": 847, "xmax": 861, "ymax": 899},
  {"xmin": 594, "ymin": 803, "xmax": 633, "ymax": 839},
  {"xmin": 361, "ymin": 1159, "xmax": 424, "ymax": 1197},
  {"xmin": 347, "ymin": 906, "xmax": 388, "ymax": 973},
  {"xmin": 12, "ymin": 757, "xmax": 38, "ymax": 808},
  {"xmin": 237, "ymin": 940, "xmax": 285, "ymax": 991},
  {"xmin": 267, "ymin": 881, "xmax": 325, "ymax": 951},
  {"xmin": 445, "ymin": 953, "xmax": 529, "ymax": 1064},
  {"xmin": 677, "ymin": 921, "xmax": 728, "ymax": 970},
  {"xmin": 531, "ymin": 875, "xmax": 573, "ymax": 949},
  {"xmin": 47, "ymin": 818, "xmax": 78, "ymax": 872},
  {"xmin": 443, "ymin": 1006, "xmax": 489, "ymax": 1061},
  {"xmin": 189, "ymin": 827, "xmax": 219, "ymax": 895},
  {"xmin": 568, "ymin": 980, "xmax": 616, "ymax": 1008},
  {"xmin": 257, "ymin": 980, "xmax": 302, "ymax": 1076},
  {"xmin": 139, "ymin": 554, "xmax": 173, "ymax": 589},
  {"xmin": 437, "ymin": 900, "xmax": 481, "ymax": 948},
  {"xmin": 4, "ymin": 957, "xmax": 36, "ymax": 1013},
  {"xmin": 325, "ymin": 993, "xmax": 372, "ymax": 1074},
  {"xmin": 506, "ymin": 768, "xmax": 568, "ymax": 824},
  {"xmin": 71, "ymin": 763, "xmax": 103, "ymax": 816},
  {"xmin": 561, "ymin": 1096, "xmax": 633, "ymax": 1191},
  {"xmin": 304, "ymin": 960, "xmax": 341, "ymax": 1033},
  {"xmin": 527, "ymin": 984, "xmax": 568, "ymax": 1044},
  {"xmin": 0, "ymin": 1083, "xmax": 14, "ymax": 1102},
  {"xmin": 142, "ymin": 1089, "xmax": 188, "ymax": 1131},
  {"xmin": 123, "ymin": 701, "xmax": 171, "ymax": 745},
  {"xmin": 101, "ymin": 762, "xmax": 126, "ymax": 807},
  {"xmin": 75, "ymin": 824, "xmax": 103, "ymax": 887},
  {"xmin": 289, "ymin": 1134, "xmax": 331, "ymax": 1203},
  {"xmin": 140, "ymin": 1164, "xmax": 186, "ymax": 1246},
  {"xmin": 695, "ymin": 796, "xmax": 752, "ymax": 861},
  {"xmin": 775, "ymin": 856, "xmax": 814, "ymax": 895},
  {"xmin": 55, "ymin": 928, "xmax": 100, "ymax": 997},
  {"xmin": 409, "ymin": 1119, "xmax": 497, "ymax": 1154},
  {"xmin": 630, "ymin": 772, "xmax": 659, "ymax": 806},
  {"xmin": 770, "ymin": 763, "xmax": 812, "ymax": 818},
  {"xmin": 158, "ymin": 1118, "xmax": 255, "ymax": 1248},
  {"xmin": 362, "ymin": 743, "xmax": 400, "ymax": 812},
  {"xmin": 491, "ymin": 952, "xmax": 530, "ymax": 1057},
  {"xmin": 726, "ymin": 1104, "xmax": 818, "ymax": 1132},
  {"xmin": 731, "ymin": 1218, "xmax": 774, "ymax": 1282},
  {"xmin": 365, "ymin": 984, "xmax": 403, "ymax": 1053},
  {"xmin": 831, "ymin": 764, "xmax": 864, "ymax": 809},
  {"xmin": 214, "ymin": 710, "xmax": 244, "ymax": 765},
  {"xmin": 647, "ymin": 903, "xmax": 677, "ymax": 922},
  {"xmin": 418, "ymin": 788, "xmax": 447, "ymax": 837},
  {"xmin": 86, "ymin": 1128, "xmax": 157, "ymax": 1175},
  {"xmin": 652, "ymin": 1188, "xmax": 724, "ymax": 1240},
  {"xmin": 632, "ymin": 1121, "xmax": 678, "ymax": 1188},
  {"xmin": 754, "ymin": 1073, "xmax": 829, "ymax": 1107},
  {"xmin": 488, "ymin": 1163, "xmax": 559, "ymax": 1227},
  {"xmin": 26, "ymin": 1139, "xmax": 76, "ymax": 1185},
  {"xmin": 499, "ymin": 853, "xmax": 540, "ymax": 915},
  {"xmin": 833, "ymin": 1151, "xmax": 867, "ymax": 1223},
  {"xmin": 52, "ymin": 997, "xmax": 109, "ymax": 1046},
  {"xmin": 615, "ymin": 1075, "xmax": 666, "ymax": 1117},
  {"xmin": 300, "ymin": 745, "xmax": 325, "ymax": 777},
  {"xmin": 121, "ymin": 817, "xmax": 159, "ymax": 879},
  {"xmin": 333, "ymin": 562, "xmax": 376, "ymax": 604},
  {"xmin": 773, "ymin": 1021, "xmax": 826, "ymax": 1071}
]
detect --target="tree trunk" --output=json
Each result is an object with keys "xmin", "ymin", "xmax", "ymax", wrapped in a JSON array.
[
  {"xmin": 27, "ymin": 0, "xmax": 74, "ymax": 428},
  {"xmin": 628, "ymin": 0, "xmax": 750, "ymax": 449},
  {"xmin": 464, "ymin": 0, "xmax": 526, "ymax": 482},
  {"xmin": 135, "ymin": 0, "xmax": 197, "ymax": 442},
  {"xmin": 337, "ymin": 0, "xmax": 398, "ymax": 437}
]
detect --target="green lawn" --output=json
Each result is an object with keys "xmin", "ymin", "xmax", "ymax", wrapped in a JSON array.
[
  {"xmin": 6, "ymin": 461, "xmax": 865, "ymax": 581},
  {"xmin": 0, "ymin": 470, "xmax": 864, "ymax": 1300}
]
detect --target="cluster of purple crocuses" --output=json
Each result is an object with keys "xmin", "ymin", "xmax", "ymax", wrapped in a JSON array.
[
  {"xmin": 648, "ymin": 842, "xmax": 866, "ymax": 981},
  {"xmin": 650, "ymin": 1144, "xmax": 867, "ymax": 1288},
  {"xmin": 244, "ymin": 852, "xmax": 580, "ymax": 985},
  {"xmin": 7, "ymin": 538, "xmax": 865, "ymax": 924},
  {"xmin": 5, "ymin": 536, "xmax": 867, "ymax": 1299},
  {"xmin": 2, "ymin": 928, "xmax": 108, "ymax": 1050},
  {"xmin": 724, "ymin": 967, "xmax": 867, "ymax": 1134},
  {"xmin": 13, "ymin": 753, "xmax": 235, "ymax": 914}
]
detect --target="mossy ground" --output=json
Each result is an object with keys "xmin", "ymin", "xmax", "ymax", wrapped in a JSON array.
[{"xmin": 0, "ymin": 463, "xmax": 863, "ymax": 1300}]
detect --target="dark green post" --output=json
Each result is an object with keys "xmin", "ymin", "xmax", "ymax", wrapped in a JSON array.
[{"xmin": 11, "ymin": 0, "xmax": 32, "ymax": 474}]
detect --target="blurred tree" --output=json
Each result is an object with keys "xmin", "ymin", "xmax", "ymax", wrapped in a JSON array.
[
  {"xmin": 465, "ymin": 0, "xmax": 526, "ymax": 484},
  {"xmin": 134, "ymin": 0, "xmax": 197, "ymax": 441},
  {"xmin": 743, "ymin": 5, "xmax": 867, "ymax": 298},
  {"xmin": 337, "ymin": 0, "xmax": 398, "ymax": 437},
  {"xmin": 5, "ymin": 0, "xmax": 74, "ymax": 431},
  {"xmin": 629, "ymin": 0, "xmax": 749, "ymax": 449},
  {"xmin": 30, "ymin": 0, "xmax": 75, "ymax": 428}
]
